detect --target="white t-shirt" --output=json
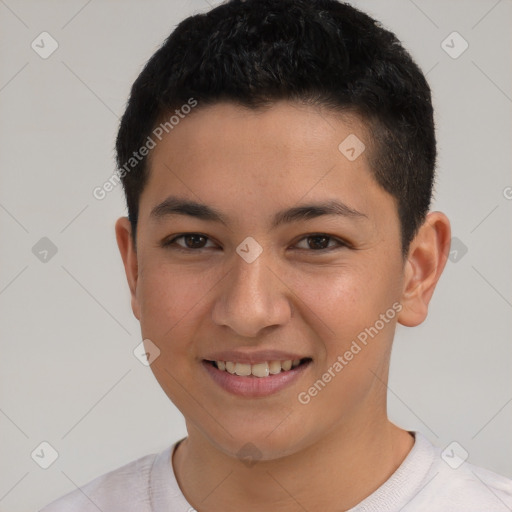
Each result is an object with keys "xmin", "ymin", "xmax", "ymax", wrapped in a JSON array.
[{"xmin": 40, "ymin": 431, "xmax": 512, "ymax": 511}]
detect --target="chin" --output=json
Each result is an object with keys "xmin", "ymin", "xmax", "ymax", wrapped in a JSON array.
[{"xmin": 200, "ymin": 418, "xmax": 316, "ymax": 463}]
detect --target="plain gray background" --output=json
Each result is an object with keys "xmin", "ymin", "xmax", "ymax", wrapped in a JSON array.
[{"xmin": 0, "ymin": 1, "xmax": 511, "ymax": 510}]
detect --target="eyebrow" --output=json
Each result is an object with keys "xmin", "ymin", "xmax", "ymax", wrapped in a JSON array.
[{"xmin": 149, "ymin": 195, "xmax": 367, "ymax": 229}]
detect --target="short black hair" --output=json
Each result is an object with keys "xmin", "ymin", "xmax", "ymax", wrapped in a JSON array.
[{"xmin": 116, "ymin": 0, "xmax": 436, "ymax": 255}]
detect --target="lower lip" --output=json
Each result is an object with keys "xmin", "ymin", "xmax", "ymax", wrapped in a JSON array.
[{"xmin": 201, "ymin": 360, "xmax": 312, "ymax": 398}]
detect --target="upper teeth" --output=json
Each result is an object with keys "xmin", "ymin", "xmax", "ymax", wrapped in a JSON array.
[{"xmin": 216, "ymin": 359, "xmax": 301, "ymax": 378}]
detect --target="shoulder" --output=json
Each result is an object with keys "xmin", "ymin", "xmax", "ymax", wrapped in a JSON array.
[
  {"xmin": 410, "ymin": 436, "xmax": 512, "ymax": 511},
  {"xmin": 39, "ymin": 449, "xmax": 165, "ymax": 512},
  {"xmin": 428, "ymin": 461, "xmax": 512, "ymax": 510},
  {"xmin": 357, "ymin": 432, "xmax": 512, "ymax": 511}
]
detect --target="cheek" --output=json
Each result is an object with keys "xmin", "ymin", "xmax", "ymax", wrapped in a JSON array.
[
  {"xmin": 293, "ymin": 263, "xmax": 399, "ymax": 379},
  {"xmin": 136, "ymin": 263, "xmax": 212, "ymax": 405},
  {"xmin": 137, "ymin": 262, "xmax": 210, "ymax": 342},
  {"xmin": 293, "ymin": 269, "xmax": 397, "ymax": 411},
  {"xmin": 292, "ymin": 262, "xmax": 387, "ymax": 333},
  {"xmin": 137, "ymin": 255, "xmax": 399, "ymax": 348}
]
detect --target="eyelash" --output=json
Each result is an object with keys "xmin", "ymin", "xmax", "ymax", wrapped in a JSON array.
[{"xmin": 161, "ymin": 233, "xmax": 350, "ymax": 253}]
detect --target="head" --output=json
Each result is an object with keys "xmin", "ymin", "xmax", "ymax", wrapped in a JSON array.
[
  {"xmin": 115, "ymin": 0, "xmax": 450, "ymax": 460},
  {"xmin": 117, "ymin": 0, "xmax": 437, "ymax": 256}
]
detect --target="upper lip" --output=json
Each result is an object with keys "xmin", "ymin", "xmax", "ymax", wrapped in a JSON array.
[{"xmin": 203, "ymin": 350, "xmax": 310, "ymax": 365}]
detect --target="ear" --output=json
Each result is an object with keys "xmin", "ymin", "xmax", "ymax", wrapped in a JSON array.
[
  {"xmin": 115, "ymin": 217, "xmax": 140, "ymax": 320},
  {"xmin": 397, "ymin": 211, "xmax": 451, "ymax": 327}
]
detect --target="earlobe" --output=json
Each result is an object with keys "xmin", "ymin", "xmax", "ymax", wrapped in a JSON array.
[
  {"xmin": 114, "ymin": 217, "xmax": 141, "ymax": 320},
  {"xmin": 397, "ymin": 211, "xmax": 451, "ymax": 327}
]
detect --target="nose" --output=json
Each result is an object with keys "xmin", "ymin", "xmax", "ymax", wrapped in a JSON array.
[{"xmin": 211, "ymin": 251, "xmax": 292, "ymax": 338}]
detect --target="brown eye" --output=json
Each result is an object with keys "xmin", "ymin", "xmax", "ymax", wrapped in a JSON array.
[
  {"xmin": 182, "ymin": 234, "xmax": 208, "ymax": 248},
  {"xmin": 307, "ymin": 235, "xmax": 330, "ymax": 250},
  {"xmin": 162, "ymin": 233, "xmax": 216, "ymax": 250},
  {"xmin": 295, "ymin": 234, "xmax": 345, "ymax": 251}
]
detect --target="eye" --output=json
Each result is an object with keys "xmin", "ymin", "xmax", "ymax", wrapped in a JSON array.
[
  {"xmin": 162, "ymin": 233, "xmax": 217, "ymax": 251},
  {"xmin": 294, "ymin": 234, "xmax": 348, "ymax": 251},
  {"xmin": 161, "ymin": 232, "xmax": 349, "ymax": 252}
]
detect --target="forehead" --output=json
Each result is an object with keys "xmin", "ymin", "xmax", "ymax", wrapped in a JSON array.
[
  {"xmin": 147, "ymin": 101, "xmax": 371, "ymax": 180},
  {"xmin": 150, "ymin": 100, "xmax": 369, "ymax": 162},
  {"xmin": 139, "ymin": 100, "xmax": 393, "ymax": 228}
]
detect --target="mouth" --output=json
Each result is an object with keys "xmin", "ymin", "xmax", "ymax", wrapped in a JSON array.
[
  {"xmin": 201, "ymin": 357, "xmax": 313, "ymax": 397},
  {"xmin": 204, "ymin": 358, "xmax": 313, "ymax": 377}
]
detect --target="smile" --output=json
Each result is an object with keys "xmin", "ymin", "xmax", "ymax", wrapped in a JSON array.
[
  {"xmin": 202, "ymin": 358, "xmax": 312, "ymax": 397},
  {"xmin": 207, "ymin": 358, "xmax": 311, "ymax": 378}
]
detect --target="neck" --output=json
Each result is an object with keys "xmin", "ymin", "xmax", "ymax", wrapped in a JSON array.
[{"xmin": 172, "ymin": 418, "xmax": 414, "ymax": 512}]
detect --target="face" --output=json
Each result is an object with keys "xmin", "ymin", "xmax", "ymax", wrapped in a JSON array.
[{"xmin": 119, "ymin": 101, "xmax": 410, "ymax": 460}]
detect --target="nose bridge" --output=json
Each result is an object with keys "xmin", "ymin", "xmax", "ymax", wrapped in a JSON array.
[{"xmin": 212, "ymin": 247, "xmax": 291, "ymax": 338}]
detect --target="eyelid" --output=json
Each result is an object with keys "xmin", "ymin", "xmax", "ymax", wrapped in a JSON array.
[{"xmin": 162, "ymin": 232, "xmax": 351, "ymax": 252}]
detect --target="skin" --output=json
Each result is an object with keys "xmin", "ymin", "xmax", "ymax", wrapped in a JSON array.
[{"xmin": 115, "ymin": 100, "xmax": 451, "ymax": 511}]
